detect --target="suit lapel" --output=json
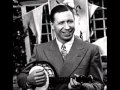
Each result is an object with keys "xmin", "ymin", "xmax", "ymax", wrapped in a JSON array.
[
  {"xmin": 60, "ymin": 38, "xmax": 88, "ymax": 77},
  {"xmin": 43, "ymin": 38, "xmax": 89, "ymax": 77},
  {"xmin": 44, "ymin": 40, "xmax": 64, "ymax": 76}
]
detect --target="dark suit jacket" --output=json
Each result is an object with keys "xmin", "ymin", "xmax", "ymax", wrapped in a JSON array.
[{"xmin": 17, "ymin": 37, "xmax": 104, "ymax": 90}]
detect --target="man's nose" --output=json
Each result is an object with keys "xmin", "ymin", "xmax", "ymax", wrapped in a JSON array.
[{"xmin": 64, "ymin": 22, "xmax": 70, "ymax": 29}]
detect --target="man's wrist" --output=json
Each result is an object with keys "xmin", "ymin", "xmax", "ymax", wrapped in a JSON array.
[
  {"xmin": 26, "ymin": 79, "xmax": 32, "ymax": 88},
  {"xmin": 68, "ymin": 82, "xmax": 82, "ymax": 89}
]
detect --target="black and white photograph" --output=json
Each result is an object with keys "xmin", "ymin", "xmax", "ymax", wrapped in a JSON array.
[{"xmin": 13, "ymin": 0, "xmax": 107, "ymax": 90}]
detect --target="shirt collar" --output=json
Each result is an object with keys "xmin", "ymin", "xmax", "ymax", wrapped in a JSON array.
[{"xmin": 56, "ymin": 36, "xmax": 75, "ymax": 53}]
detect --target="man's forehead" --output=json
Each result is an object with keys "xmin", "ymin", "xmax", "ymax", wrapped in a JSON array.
[{"xmin": 54, "ymin": 11, "xmax": 74, "ymax": 20}]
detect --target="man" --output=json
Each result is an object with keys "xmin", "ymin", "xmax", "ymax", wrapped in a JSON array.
[{"xmin": 17, "ymin": 4, "xmax": 103, "ymax": 90}]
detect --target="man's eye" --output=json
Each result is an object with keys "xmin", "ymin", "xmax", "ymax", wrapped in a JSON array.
[
  {"xmin": 68, "ymin": 20, "xmax": 73, "ymax": 23},
  {"xmin": 59, "ymin": 21, "xmax": 64, "ymax": 25}
]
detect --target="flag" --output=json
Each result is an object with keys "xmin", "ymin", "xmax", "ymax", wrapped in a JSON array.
[
  {"xmin": 74, "ymin": 0, "xmax": 89, "ymax": 41},
  {"xmin": 48, "ymin": 0, "xmax": 74, "ymax": 9},
  {"xmin": 22, "ymin": 10, "xmax": 37, "ymax": 36},
  {"xmin": 22, "ymin": 3, "xmax": 47, "ymax": 44},
  {"xmin": 88, "ymin": 3, "xmax": 99, "ymax": 18},
  {"xmin": 63, "ymin": 0, "xmax": 74, "ymax": 8},
  {"xmin": 88, "ymin": 3, "xmax": 99, "ymax": 38},
  {"xmin": 32, "ymin": 4, "xmax": 44, "ymax": 44},
  {"xmin": 88, "ymin": 2, "xmax": 107, "ymax": 18},
  {"xmin": 92, "ymin": 36, "xmax": 107, "ymax": 56},
  {"xmin": 48, "ymin": 0, "xmax": 61, "ymax": 10}
]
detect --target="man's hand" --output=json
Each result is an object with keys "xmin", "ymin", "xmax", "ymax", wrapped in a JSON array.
[
  {"xmin": 68, "ymin": 74, "xmax": 81, "ymax": 89},
  {"xmin": 68, "ymin": 74, "xmax": 94, "ymax": 90},
  {"xmin": 27, "ymin": 69, "xmax": 46, "ymax": 87}
]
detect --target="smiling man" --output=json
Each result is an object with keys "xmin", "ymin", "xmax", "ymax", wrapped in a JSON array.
[
  {"xmin": 17, "ymin": 4, "xmax": 104, "ymax": 90},
  {"xmin": 50, "ymin": 4, "xmax": 75, "ymax": 44}
]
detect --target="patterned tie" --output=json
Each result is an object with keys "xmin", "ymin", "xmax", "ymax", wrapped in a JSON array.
[{"xmin": 61, "ymin": 44, "xmax": 67, "ymax": 58}]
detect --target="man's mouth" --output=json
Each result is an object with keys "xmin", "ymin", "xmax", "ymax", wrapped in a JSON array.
[{"xmin": 62, "ymin": 30, "xmax": 73, "ymax": 36}]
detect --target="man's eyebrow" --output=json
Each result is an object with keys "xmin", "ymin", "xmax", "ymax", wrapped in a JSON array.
[{"xmin": 58, "ymin": 21, "xmax": 64, "ymax": 24}]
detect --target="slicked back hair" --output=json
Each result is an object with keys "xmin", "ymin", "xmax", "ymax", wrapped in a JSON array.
[{"xmin": 50, "ymin": 4, "xmax": 74, "ymax": 23}]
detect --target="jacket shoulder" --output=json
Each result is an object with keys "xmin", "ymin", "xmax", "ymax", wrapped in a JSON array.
[
  {"xmin": 75, "ymin": 37, "xmax": 99, "ymax": 50},
  {"xmin": 34, "ymin": 40, "xmax": 54, "ymax": 49}
]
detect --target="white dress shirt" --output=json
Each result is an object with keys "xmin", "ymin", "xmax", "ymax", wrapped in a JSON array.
[{"xmin": 56, "ymin": 36, "xmax": 75, "ymax": 54}]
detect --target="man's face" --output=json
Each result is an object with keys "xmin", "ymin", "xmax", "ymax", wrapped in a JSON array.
[{"xmin": 52, "ymin": 11, "xmax": 75, "ymax": 43}]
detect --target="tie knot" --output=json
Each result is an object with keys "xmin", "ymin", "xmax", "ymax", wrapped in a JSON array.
[{"xmin": 61, "ymin": 44, "xmax": 66, "ymax": 50}]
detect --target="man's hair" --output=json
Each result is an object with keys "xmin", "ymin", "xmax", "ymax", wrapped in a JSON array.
[{"xmin": 50, "ymin": 4, "xmax": 74, "ymax": 23}]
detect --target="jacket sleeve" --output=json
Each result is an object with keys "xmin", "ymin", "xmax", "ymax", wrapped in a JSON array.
[
  {"xmin": 85, "ymin": 45, "xmax": 104, "ymax": 90},
  {"xmin": 17, "ymin": 72, "xmax": 28, "ymax": 90},
  {"xmin": 17, "ymin": 62, "xmax": 37, "ymax": 90}
]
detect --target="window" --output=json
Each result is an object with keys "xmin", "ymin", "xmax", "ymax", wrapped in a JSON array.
[
  {"xmin": 89, "ymin": 0, "xmax": 107, "ymax": 43},
  {"xmin": 41, "ymin": 4, "xmax": 52, "ymax": 43}
]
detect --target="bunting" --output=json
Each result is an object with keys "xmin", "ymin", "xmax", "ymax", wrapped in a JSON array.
[
  {"xmin": 22, "ymin": 3, "xmax": 48, "ymax": 44},
  {"xmin": 88, "ymin": 3, "xmax": 99, "ymax": 18}
]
